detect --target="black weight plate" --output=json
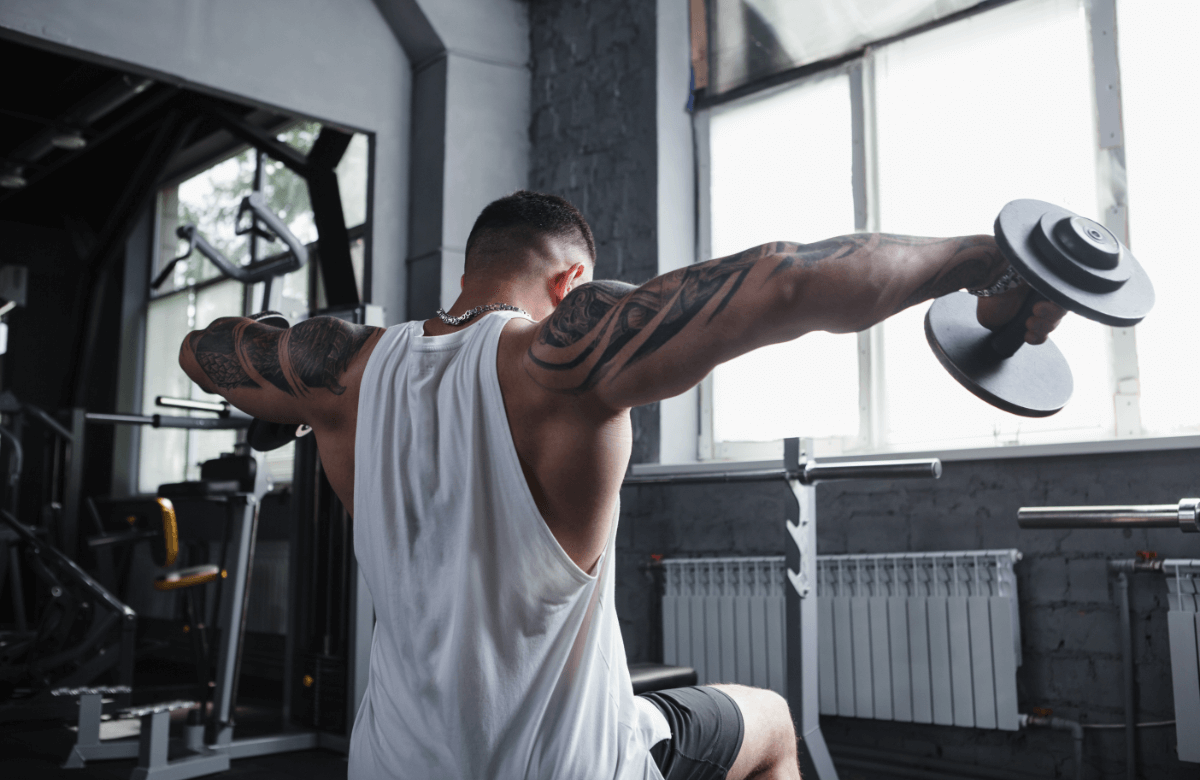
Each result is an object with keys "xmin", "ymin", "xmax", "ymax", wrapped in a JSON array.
[
  {"xmin": 925, "ymin": 292, "xmax": 1073, "ymax": 417},
  {"xmin": 995, "ymin": 199, "xmax": 1154, "ymax": 326}
]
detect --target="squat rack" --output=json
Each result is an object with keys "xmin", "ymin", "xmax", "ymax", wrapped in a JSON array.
[{"xmin": 624, "ymin": 437, "xmax": 942, "ymax": 780}]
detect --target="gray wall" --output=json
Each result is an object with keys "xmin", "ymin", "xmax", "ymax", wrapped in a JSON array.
[
  {"xmin": 373, "ymin": 0, "xmax": 530, "ymax": 320},
  {"xmin": 0, "ymin": 0, "xmax": 412, "ymax": 323},
  {"xmin": 529, "ymin": 0, "xmax": 661, "ymax": 464}
]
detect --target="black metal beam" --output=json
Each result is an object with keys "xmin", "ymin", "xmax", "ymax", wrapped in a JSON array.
[
  {"xmin": 206, "ymin": 101, "xmax": 311, "ymax": 177},
  {"xmin": 307, "ymin": 127, "xmax": 358, "ymax": 308},
  {"xmin": 70, "ymin": 111, "xmax": 192, "ymax": 409}
]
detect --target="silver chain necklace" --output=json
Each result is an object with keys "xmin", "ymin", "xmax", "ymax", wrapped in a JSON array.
[{"xmin": 435, "ymin": 303, "xmax": 530, "ymax": 326}]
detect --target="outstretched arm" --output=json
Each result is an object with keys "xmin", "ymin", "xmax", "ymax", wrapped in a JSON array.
[
  {"xmin": 179, "ymin": 316, "xmax": 383, "ymax": 428},
  {"xmin": 524, "ymin": 233, "xmax": 1061, "ymax": 410}
]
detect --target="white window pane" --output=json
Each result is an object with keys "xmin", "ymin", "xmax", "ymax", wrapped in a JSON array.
[
  {"xmin": 260, "ymin": 156, "xmax": 317, "ymax": 247},
  {"xmin": 1117, "ymin": 0, "xmax": 1200, "ymax": 436},
  {"xmin": 710, "ymin": 74, "xmax": 854, "ymax": 256},
  {"xmin": 710, "ymin": 74, "xmax": 859, "ymax": 442},
  {"xmin": 160, "ymin": 149, "xmax": 256, "ymax": 294},
  {"xmin": 139, "ymin": 294, "xmax": 192, "ymax": 492},
  {"xmin": 876, "ymin": 0, "xmax": 1110, "ymax": 449},
  {"xmin": 337, "ymin": 134, "xmax": 370, "ymax": 229}
]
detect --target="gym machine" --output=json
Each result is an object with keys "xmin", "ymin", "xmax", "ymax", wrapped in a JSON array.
[
  {"xmin": 56, "ymin": 403, "xmax": 327, "ymax": 777},
  {"xmin": 0, "ymin": 510, "xmax": 136, "ymax": 719},
  {"xmin": 625, "ymin": 438, "xmax": 942, "ymax": 780}
]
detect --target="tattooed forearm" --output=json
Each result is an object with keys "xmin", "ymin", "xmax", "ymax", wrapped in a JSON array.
[
  {"xmin": 194, "ymin": 319, "xmax": 257, "ymax": 390},
  {"xmin": 190, "ymin": 316, "xmax": 380, "ymax": 397},
  {"xmin": 890, "ymin": 235, "xmax": 1007, "ymax": 314}
]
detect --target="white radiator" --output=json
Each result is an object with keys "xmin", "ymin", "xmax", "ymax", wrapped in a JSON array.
[
  {"xmin": 661, "ymin": 557, "xmax": 788, "ymax": 696},
  {"xmin": 1164, "ymin": 559, "xmax": 1200, "ymax": 763},
  {"xmin": 816, "ymin": 550, "xmax": 1022, "ymax": 730}
]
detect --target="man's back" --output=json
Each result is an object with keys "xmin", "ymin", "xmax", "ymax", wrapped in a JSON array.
[{"xmin": 349, "ymin": 312, "xmax": 665, "ymax": 780}]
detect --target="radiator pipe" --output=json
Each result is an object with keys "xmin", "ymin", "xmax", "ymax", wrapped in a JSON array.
[
  {"xmin": 1020, "ymin": 714, "xmax": 1083, "ymax": 780},
  {"xmin": 1107, "ymin": 558, "xmax": 1163, "ymax": 780}
]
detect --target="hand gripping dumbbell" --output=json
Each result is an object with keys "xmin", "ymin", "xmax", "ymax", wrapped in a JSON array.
[{"xmin": 924, "ymin": 199, "xmax": 1155, "ymax": 417}]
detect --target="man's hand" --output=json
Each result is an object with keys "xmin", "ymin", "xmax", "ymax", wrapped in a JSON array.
[{"xmin": 976, "ymin": 283, "xmax": 1067, "ymax": 345}]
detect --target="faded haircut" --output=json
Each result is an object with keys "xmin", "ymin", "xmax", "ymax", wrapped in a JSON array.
[{"xmin": 464, "ymin": 190, "xmax": 596, "ymax": 275}]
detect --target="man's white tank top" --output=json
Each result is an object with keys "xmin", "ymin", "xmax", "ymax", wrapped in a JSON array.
[{"xmin": 348, "ymin": 311, "xmax": 668, "ymax": 780}]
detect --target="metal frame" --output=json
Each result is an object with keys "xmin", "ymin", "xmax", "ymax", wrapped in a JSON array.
[{"xmin": 626, "ymin": 437, "xmax": 942, "ymax": 779}]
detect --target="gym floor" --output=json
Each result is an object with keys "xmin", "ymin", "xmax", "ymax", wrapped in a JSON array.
[{"xmin": 1, "ymin": 706, "xmax": 349, "ymax": 780}]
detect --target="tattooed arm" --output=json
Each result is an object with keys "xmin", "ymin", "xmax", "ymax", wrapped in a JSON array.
[
  {"xmin": 179, "ymin": 316, "xmax": 383, "ymax": 427},
  {"xmin": 525, "ymin": 233, "xmax": 1059, "ymax": 410}
]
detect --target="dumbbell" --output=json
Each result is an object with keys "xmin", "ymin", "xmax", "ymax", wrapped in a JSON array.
[
  {"xmin": 924, "ymin": 199, "xmax": 1154, "ymax": 417},
  {"xmin": 245, "ymin": 311, "xmax": 312, "ymax": 451}
]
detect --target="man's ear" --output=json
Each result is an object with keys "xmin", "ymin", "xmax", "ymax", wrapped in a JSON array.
[{"xmin": 550, "ymin": 263, "xmax": 587, "ymax": 306}]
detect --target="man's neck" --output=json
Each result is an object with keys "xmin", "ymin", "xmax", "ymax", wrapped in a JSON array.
[{"xmin": 423, "ymin": 281, "xmax": 540, "ymax": 336}]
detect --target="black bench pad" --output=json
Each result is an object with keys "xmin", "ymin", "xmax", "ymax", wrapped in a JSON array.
[{"xmin": 629, "ymin": 663, "xmax": 698, "ymax": 695}]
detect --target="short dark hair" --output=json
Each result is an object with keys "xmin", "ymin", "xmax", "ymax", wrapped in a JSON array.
[{"xmin": 464, "ymin": 190, "xmax": 595, "ymax": 274}]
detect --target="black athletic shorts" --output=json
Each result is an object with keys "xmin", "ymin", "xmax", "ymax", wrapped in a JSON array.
[{"xmin": 638, "ymin": 686, "xmax": 745, "ymax": 780}]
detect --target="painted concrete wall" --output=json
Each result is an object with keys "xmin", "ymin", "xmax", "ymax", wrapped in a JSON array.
[
  {"xmin": 0, "ymin": 0, "xmax": 412, "ymax": 322},
  {"xmin": 529, "ymin": 0, "xmax": 661, "ymax": 464},
  {"xmin": 618, "ymin": 448, "xmax": 1200, "ymax": 778},
  {"xmin": 373, "ymin": 0, "xmax": 530, "ymax": 320}
]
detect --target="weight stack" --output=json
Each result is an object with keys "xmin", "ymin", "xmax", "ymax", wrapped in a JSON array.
[{"xmin": 292, "ymin": 652, "xmax": 348, "ymax": 734}]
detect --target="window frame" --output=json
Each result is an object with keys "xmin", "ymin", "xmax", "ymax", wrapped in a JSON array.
[
  {"xmin": 137, "ymin": 124, "xmax": 374, "ymax": 490},
  {"xmin": 693, "ymin": 0, "xmax": 1179, "ymax": 463}
]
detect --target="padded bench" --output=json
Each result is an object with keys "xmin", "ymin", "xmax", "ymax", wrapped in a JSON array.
[{"xmin": 628, "ymin": 663, "xmax": 697, "ymax": 695}]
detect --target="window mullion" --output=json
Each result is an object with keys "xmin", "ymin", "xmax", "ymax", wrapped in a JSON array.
[
  {"xmin": 1088, "ymin": 0, "xmax": 1140, "ymax": 438},
  {"xmin": 694, "ymin": 106, "xmax": 716, "ymax": 460},
  {"xmin": 851, "ymin": 54, "xmax": 885, "ymax": 450}
]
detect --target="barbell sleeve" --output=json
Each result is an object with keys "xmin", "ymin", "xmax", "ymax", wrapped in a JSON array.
[
  {"xmin": 623, "ymin": 458, "xmax": 942, "ymax": 486},
  {"xmin": 802, "ymin": 458, "xmax": 942, "ymax": 483},
  {"xmin": 1018, "ymin": 499, "xmax": 1200, "ymax": 532},
  {"xmin": 623, "ymin": 468, "xmax": 788, "ymax": 486}
]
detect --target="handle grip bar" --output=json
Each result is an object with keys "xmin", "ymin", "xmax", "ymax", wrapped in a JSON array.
[{"xmin": 151, "ymin": 191, "xmax": 308, "ymax": 290}]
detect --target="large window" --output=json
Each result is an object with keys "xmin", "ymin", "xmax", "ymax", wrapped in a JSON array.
[
  {"xmin": 137, "ymin": 122, "xmax": 370, "ymax": 493},
  {"xmin": 710, "ymin": 74, "xmax": 858, "ymax": 448},
  {"xmin": 1117, "ymin": 0, "xmax": 1200, "ymax": 437},
  {"xmin": 704, "ymin": 0, "xmax": 1192, "ymax": 458}
]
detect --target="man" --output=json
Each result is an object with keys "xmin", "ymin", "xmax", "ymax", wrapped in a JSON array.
[{"xmin": 180, "ymin": 191, "xmax": 1064, "ymax": 780}]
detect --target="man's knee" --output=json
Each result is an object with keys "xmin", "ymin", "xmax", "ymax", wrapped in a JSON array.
[{"xmin": 712, "ymin": 685, "xmax": 796, "ymax": 745}]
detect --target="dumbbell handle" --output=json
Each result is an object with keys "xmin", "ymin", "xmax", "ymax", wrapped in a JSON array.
[{"xmin": 988, "ymin": 289, "xmax": 1046, "ymax": 358}]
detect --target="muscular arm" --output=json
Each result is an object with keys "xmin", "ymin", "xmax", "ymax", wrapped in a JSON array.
[
  {"xmin": 179, "ymin": 316, "xmax": 383, "ymax": 428},
  {"xmin": 524, "ymin": 233, "xmax": 1021, "ymax": 410}
]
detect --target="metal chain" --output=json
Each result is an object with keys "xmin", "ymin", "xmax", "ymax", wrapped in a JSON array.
[{"xmin": 435, "ymin": 303, "xmax": 530, "ymax": 326}]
